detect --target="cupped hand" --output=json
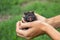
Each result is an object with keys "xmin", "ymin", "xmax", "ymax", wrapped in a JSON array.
[
  {"xmin": 22, "ymin": 13, "xmax": 46, "ymax": 22},
  {"xmin": 16, "ymin": 21, "xmax": 47, "ymax": 39},
  {"xmin": 16, "ymin": 13, "xmax": 46, "ymax": 39}
]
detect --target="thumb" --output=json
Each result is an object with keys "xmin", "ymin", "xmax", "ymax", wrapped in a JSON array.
[
  {"xmin": 16, "ymin": 21, "xmax": 22, "ymax": 28},
  {"xmin": 20, "ymin": 22, "xmax": 32, "ymax": 30}
]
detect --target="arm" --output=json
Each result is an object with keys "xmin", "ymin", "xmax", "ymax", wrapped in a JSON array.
[
  {"xmin": 40, "ymin": 23, "xmax": 60, "ymax": 40},
  {"xmin": 16, "ymin": 21, "xmax": 60, "ymax": 40},
  {"xmin": 30, "ymin": 21, "xmax": 60, "ymax": 40},
  {"xmin": 22, "ymin": 13, "xmax": 60, "ymax": 28},
  {"xmin": 16, "ymin": 14, "xmax": 60, "ymax": 39},
  {"xmin": 35, "ymin": 13, "xmax": 60, "ymax": 28},
  {"xmin": 46, "ymin": 27, "xmax": 60, "ymax": 40},
  {"xmin": 47, "ymin": 15, "xmax": 60, "ymax": 28}
]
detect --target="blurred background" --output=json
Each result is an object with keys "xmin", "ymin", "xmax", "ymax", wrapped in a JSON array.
[{"xmin": 0, "ymin": 0, "xmax": 60, "ymax": 40}]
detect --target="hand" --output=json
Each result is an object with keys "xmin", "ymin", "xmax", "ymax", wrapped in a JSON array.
[
  {"xmin": 16, "ymin": 14, "xmax": 60, "ymax": 40},
  {"xmin": 22, "ymin": 13, "xmax": 46, "ymax": 22},
  {"xmin": 16, "ymin": 21, "xmax": 44, "ymax": 39},
  {"xmin": 16, "ymin": 13, "xmax": 46, "ymax": 39},
  {"xmin": 35, "ymin": 13, "xmax": 46, "ymax": 22},
  {"xmin": 16, "ymin": 21, "xmax": 60, "ymax": 40},
  {"xmin": 16, "ymin": 20, "xmax": 49, "ymax": 39}
]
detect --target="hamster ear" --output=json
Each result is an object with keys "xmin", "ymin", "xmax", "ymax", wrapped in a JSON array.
[
  {"xmin": 31, "ymin": 11, "xmax": 34, "ymax": 13},
  {"xmin": 24, "ymin": 12, "xmax": 27, "ymax": 15},
  {"xmin": 31, "ymin": 11, "xmax": 34, "ymax": 14}
]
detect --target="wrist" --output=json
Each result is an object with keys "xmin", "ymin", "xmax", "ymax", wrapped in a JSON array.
[
  {"xmin": 38, "ymin": 22, "xmax": 50, "ymax": 32},
  {"xmin": 42, "ymin": 24, "xmax": 60, "ymax": 40},
  {"xmin": 41, "ymin": 23, "xmax": 53, "ymax": 32}
]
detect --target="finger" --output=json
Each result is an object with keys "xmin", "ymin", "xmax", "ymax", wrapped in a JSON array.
[
  {"xmin": 17, "ymin": 32, "xmax": 25, "ymax": 38},
  {"xmin": 35, "ymin": 13, "xmax": 46, "ymax": 21},
  {"xmin": 16, "ymin": 21, "xmax": 34, "ymax": 39},
  {"xmin": 16, "ymin": 21, "xmax": 22, "ymax": 32},
  {"xmin": 22, "ymin": 18, "xmax": 26, "ymax": 23},
  {"xmin": 17, "ymin": 32, "xmax": 32, "ymax": 39},
  {"xmin": 16, "ymin": 21, "xmax": 21, "ymax": 27},
  {"xmin": 16, "ymin": 26, "xmax": 34, "ymax": 36},
  {"xmin": 16, "ymin": 29, "xmax": 31, "ymax": 37},
  {"xmin": 16, "ymin": 29, "xmax": 25, "ymax": 36},
  {"xmin": 21, "ymin": 22, "xmax": 32, "ymax": 29},
  {"xmin": 21, "ymin": 21, "xmax": 41, "ymax": 28}
]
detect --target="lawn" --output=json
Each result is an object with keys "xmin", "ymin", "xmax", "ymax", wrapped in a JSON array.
[{"xmin": 0, "ymin": 0, "xmax": 60, "ymax": 40}]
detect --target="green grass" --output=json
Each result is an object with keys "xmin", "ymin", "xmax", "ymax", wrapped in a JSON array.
[
  {"xmin": 0, "ymin": 14, "xmax": 60, "ymax": 40},
  {"xmin": 0, "ymin": 16, "xmax": 21, "ymax": 40},
  {"xmin": 22, "ymin": 1, "xmax": 60, "ymax": 18},
  {"xmin": 0, "ymin": 0, "xmax": 34, "ymax": 15},
  {"xmin": 0, "ymin": 0, "xmax": 60, "ymax": 40},
  {"xmin": 0, "ymin": 15, "xmax": 51, "ymax": 40}
]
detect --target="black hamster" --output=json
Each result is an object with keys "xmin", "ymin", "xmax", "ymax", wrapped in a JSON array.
[{"xmin": 23, "ymin": 11, "xmax": 37, "ymax": 22}]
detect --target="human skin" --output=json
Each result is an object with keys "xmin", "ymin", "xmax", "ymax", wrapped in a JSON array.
[
  {"xmin": 16, "ymin": 13, "xmax": 60, "ymax": 39},
  {"xmin": 16, "ymin": 21, "xmax": 60, "ymax": 40},
  {"xmin": 23, "ymin": 13, "xmax": 60, "ymax": 28},
  {"xmin": 47, "ymin": 15, "xmax": 60, "ymax": 28},
  {"xmin": 30, "ymin": 21, "xmax": 60, "ymax": 40}
]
